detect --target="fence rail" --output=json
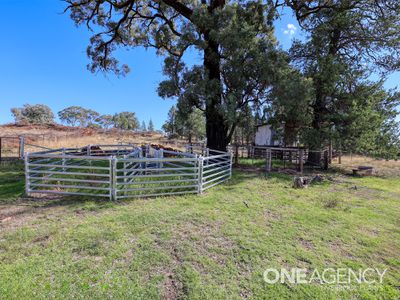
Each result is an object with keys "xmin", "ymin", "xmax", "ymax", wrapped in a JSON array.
[{"xmin": 25, "ymin": 145, "xmax": 232, "ymax": 200}]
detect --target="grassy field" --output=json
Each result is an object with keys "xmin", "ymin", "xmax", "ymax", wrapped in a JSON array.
[{"xmin": 0, "ymin": 161, "xmax": 399, "ymax": 299}]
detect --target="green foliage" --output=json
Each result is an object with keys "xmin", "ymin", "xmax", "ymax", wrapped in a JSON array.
[
  {"xmin": 233, "ymin": 104, "xmax": 256, "ymax": 145},
  {"xmin": 58, "ymin": 106, "xmax": 99, "ymax": 127},
  {"xmin": 177, "ymin": 108, "xmax": 205, "ymax": 143},
  {"xmin": 157, "ymin": 3, "xmax": 283, "ymax": 148},
  {"xmin": 147, "ymin": 119, "xmax": 154, "ymax": 131},
  {"xmin": 267, "ymin": 62, "xmax": 314, "ymax": 146},
  {"xmin": 162, "ymin": 106, "xmax": 178, "ymax": 138},
  {"xmin": 163, "ymin": 105, "xmax": 205, "ymax": 142},
  {"xmin": 335, "ymin": 82, "xmax": 400, "ymax": 158},
  {"xmin": 65, "ymin": 0, "xmax": 400, "ymax": 153},
  {"xmin": 96, "ymin": 114, "xmax": 114, "ymax": 129},
  {"xmin": 11, "ymin": 104, "xmax": 54, "ymax": 125},
  {"xmin": 287, "ymin": 1, "xmax": 400, "ymax": 157},
  {"xmin": 112, "ymin": 112, "xmax": 139, "ymax": 131},
  {"xmin": 140, "ymin": 121, "xmax": 147, "ymax": 131},
  {"xmin": 65, "ymin": 0, "xmax": 286, "ymax": 150}
]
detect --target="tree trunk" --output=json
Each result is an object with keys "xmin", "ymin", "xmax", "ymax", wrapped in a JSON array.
[
  {"xmin": 203, "ymin": 31, "xmax": 229, "ymax": 151},
  {"xmin": 283, "ymin": 122, "xmax": 297, "ymax": 147},
  {"xmin": 206, "ymin": 110, "xmax": 228, "ymax": 151},
  {"xmin": 307, "ymin": 116, "xmax": 323, "ymax": 165},
  {"xmin": 188, "ymin": 133, "xmax": 192, "ymax": 144},
  {"xmin": 307, "ymin": 28, "xmax": 341, "ymax": 165},
  {"xmin": 307, "ymin": 81, "xmax": 325, "ymax": 165}
]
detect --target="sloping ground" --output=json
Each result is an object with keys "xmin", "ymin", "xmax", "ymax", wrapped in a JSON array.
[
  {"xmin": 0, "ymin": 163, "xmax": 399, "ymax": 299},
  {"xmin": 0, "ymin": 124, "xmax": 177, "ymax": 155}
]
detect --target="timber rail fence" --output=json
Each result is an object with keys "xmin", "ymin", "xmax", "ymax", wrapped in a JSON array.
[{"xmin": 25, "ymin": 144, "xmax": 232, "ymax": 200}]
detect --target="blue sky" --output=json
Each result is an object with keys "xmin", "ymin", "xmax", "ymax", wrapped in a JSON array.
[{"xmin": 0, "ymin": 0, "xmax": 398, "ymax": 129}]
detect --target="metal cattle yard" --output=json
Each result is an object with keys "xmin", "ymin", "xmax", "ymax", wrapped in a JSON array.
[{"xmin": 24, "ymin": 144, "xmax": 232, "ymax": 200}]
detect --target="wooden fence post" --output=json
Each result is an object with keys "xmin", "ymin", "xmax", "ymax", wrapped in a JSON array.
[
  {"xmin": 323, "ymin": 150, "xmax": 329, "ymax": 170},
  {"xmin": 266, "ymin": 148, "xmax": 272, "ymax": 172},
  {"xmin": 19, "ymin": 137, "xmax": 25, "ymax": 159},
  {"xmin": 299, "ymin": 149, "xmax": 304, "ymax": 174},
  {"xmin": 235, "ymin": 143, "xmax": 239, "ymax": 166},
  {"xmin": 338, "ymin": 150, "xmax": 342, "ymax": 164}
]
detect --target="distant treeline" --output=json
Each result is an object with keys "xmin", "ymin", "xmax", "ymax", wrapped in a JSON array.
[{"xmin": 10, "ymin": 104, "xmax": 155, "ymax": 131}]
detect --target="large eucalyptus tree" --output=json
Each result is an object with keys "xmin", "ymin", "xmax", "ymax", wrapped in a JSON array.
[{"xmin": 65, "ymin": 0, "xmax": 283, "ymax": 150}]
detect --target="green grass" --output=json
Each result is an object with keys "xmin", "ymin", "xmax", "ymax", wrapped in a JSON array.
[
  {"xmin": 0, "ymin": 161, "xmax": 25, "ymax": 202},
  {"xmin": 0, "ymin": 163, "xmax": 399, "ymax": 299},
  {"xmin": 238, "ymin": 158, "xmax": 297, "ymax": 169}
]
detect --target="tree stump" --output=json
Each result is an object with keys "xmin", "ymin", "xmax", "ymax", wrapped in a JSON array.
[{"xmin": 293, "ymin": 176, "xmax": 310, "ymax": 188}]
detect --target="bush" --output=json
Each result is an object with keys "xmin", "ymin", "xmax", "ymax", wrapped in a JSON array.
[{"xmin": 11, "ymin": 104, "xmax": 54, "ymax": 124}]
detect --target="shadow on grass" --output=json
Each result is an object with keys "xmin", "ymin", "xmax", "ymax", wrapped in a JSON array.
[{"xmin": 0, "ymin": 163, "xmax": 25, "ymax": 203}]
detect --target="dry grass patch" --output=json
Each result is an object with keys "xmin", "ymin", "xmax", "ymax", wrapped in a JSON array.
[
  {"xmin": 333, "ymin": 154, "xmax": 400, "ymax": 177},
  {"xmin": 0, "ymin": 124, "xmax": 184, "ymax": 156}
]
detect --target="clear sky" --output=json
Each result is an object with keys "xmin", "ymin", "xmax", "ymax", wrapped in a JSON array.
[{"xmin": 0, "ymin": 0, "xmax": 398, "ymax": 129}]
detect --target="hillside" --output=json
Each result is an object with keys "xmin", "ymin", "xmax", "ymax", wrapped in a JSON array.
[{"xmin": 0, "ymin": 124, "xmax": 179, "ymax": 156}]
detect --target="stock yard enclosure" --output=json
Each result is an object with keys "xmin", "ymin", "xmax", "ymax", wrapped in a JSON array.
[{"xmin": 25, "ymin": 145, "xmax": 232, "ymax": 200}]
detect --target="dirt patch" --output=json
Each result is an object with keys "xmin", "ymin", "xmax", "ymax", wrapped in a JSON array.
[
  {"xmin": 151, "ymin": 220, "xmax": 241, "ymax": 298},
  {"xmin": 329, "ymin": 240, "xmax": 354, "ymax": 259},
  {"xmin": 0, "ymin": 205, "xmax": 38, "ymax": 229},
  {"xmin": 0, "ymin": 206, "xmax": 33, "ymax": 219},
  {"xmin": 264, "ymin": 209, "xmax": 281, "ymax": 221},
  {"xmin": 0, "ymin": 196, "xmax": 71, "ymax": 230},
  {"xmin": 348, "ymin": 186, "xmax": 384, "ymax": 201},
  {"xmin": 161, "ymin": 272, "xmax": 183, "ymax": 300},
  {"xmin": 152, "ymin": 242, "xmax": 185, "ymax": 300},
  {"xmin": 298, "ymin": 237, "xmax": 315, "ymax": 251},
  {"xmin": 359, "ymin": 227, "xmax": 380, "ymax": 237},
  {"xmin": 32, "ymin": 234, "xmax": 51, "ymax": 246}
]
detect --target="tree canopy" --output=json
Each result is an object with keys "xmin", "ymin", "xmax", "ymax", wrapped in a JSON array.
[
  {"xmin": 112, "ymin": 111, "xmax": 140, "ymax": 130},
  {"xmin": 148, "ymin": 119, "xmax": 155, "ymax": 131},
  {"xmin": 163, "ymin": 105, "xmax": 205, "ymax": 143},
  {"xmin": 65, "ymin": 0, "xmax": 400, "ymax": 156},
  {"xmin": 65, "ymin": 0, "xmax": 286, "ymax": 150},
  {"xmin": 11, "ymin": 104, "xmax": 54, "ymax": 124},
  {"xmin": 285, "ymin": 0, "xmax": 400, "ymax": 159},
  {"xmin": 58, "ymin": 106, "xmax": 99, "ymax": 127},
  {"xmin": 140, "ymin": 121, "xmax": 147, "ymax": 131},
  {"xmin": 96, "ymin": 114, "xmax": 114, "ymax": 129}
]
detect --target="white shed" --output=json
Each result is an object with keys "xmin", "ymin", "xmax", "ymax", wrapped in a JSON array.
[{"xmin": 254, "ymin": 123, "xmax": 281, "ymax": 146}]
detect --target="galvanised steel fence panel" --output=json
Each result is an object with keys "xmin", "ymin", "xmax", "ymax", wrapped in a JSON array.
[
  {"xmin": 116, "ymin": 156, "xmax": 200, "ymax": 199},
  {"xmin": 201, "ymin": 151, "xmax": 232, "ymax": 191},
  {"xmin": 26, "ymin": 153, "xmax": 112, "ymax": 198},
  {"xmin": 24, "ymin": 145, "xmax": 232, "ymax": 200}
]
